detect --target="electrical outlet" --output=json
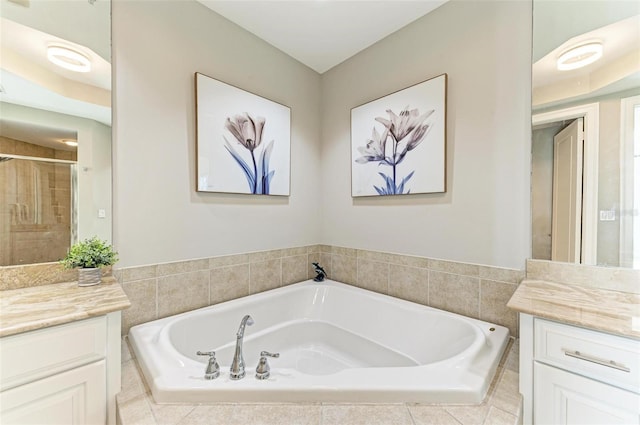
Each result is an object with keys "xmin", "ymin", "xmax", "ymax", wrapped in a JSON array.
[{"xmin": 599, "ymin": 210, "xmax": 616, "ymax": 221}]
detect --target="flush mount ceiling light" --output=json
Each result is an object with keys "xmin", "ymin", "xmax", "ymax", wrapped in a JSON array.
[
  {"xmin": 62, "ymin": 140, "xmax": 78, "ymax": 147},
  {"xmin": 47, "ymin": 46, "xmax": 91, "ymax": 73},
  {"xmin": 556, "ymin": 42, "xmax": 603, "ymax": 71}
]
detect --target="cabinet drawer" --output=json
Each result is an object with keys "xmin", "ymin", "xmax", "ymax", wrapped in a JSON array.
[
  {"xmin": 0, "ymin": 316, "xmax": 106, "ymax": 391},
  {"xmin": 534, "ymin": 318, "xmax": 640, "ymax": 393}
]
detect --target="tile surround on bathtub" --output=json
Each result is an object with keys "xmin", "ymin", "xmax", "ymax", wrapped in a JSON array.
[{"xmin": 117, "ymin": 245, "xmax": 524, "ymax": 338}]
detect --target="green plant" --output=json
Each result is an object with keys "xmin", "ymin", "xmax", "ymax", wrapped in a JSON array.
[{"xmin": 61, "ymin": 237, "xmax": 118, "ymax": 269}]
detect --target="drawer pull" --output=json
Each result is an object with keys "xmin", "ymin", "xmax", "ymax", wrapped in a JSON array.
[{"xmin": 563, "ymin": 349, "xmax": 630, "ymax": 373}]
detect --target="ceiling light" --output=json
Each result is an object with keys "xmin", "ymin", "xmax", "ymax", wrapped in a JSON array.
[
  {"xmin": 47, "ymin": 46, "xmax": 91, "ymax": 73},
  {"xmin": 62, "ymin": 140, "xmax": 78, "ymax": 147},
  {"xmin": 556, "ymin": 42, "xmax": 603, "ymax": 71}
]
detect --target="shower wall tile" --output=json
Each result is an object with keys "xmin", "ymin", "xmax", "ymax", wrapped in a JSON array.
[
  {"xmin": 356, "ymin": 258, "xmax": 389, "ymax": 294},
  {"xmin": 121, "ymin": 278, "xmax": 157, "ymax": 335},
  {"xmin": 388, "ymin": 264, "xmax": 428, "ymax": 305},
  {"xmin": 157, "ymin": 270, "xmax": 209, "ymax": 318},
  {"xmin": 282, "ymin": 255, "xmax": 308, "ymax": 285},
  {"xmin": 210, "ymin": 264, "xmax": 250, "ymax": 305},
  {"xmin": 429, "ymin": 271, "xmax": 480, "ymax": 318},
  {"xmin": 249, "ymin": 259, "xmax": 282, "ymax": 294}
]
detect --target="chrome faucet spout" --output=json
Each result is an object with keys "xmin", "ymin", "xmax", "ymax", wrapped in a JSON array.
[
  {"xmin": 237, "ymin": 314, "xmax": 254, "ymax": 339},
  {"xmin": 230, "ymin": 314, "xmax": 254, "ymax": 380}
]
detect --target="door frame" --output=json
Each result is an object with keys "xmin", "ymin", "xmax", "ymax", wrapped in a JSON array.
[{"xmin": 533, "ymin": 103, "xmax": 599, "ymax": 265}]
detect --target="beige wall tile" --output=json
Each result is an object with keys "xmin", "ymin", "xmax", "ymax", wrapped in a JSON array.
[
  {"xmin": 210, "ymin": 264, "xmax": 250, "ymax": 305},
  {"xmin": 331, "ymin": 246, "xmax": 357, "ymax": 257},
  {"xmin": 157, "ymin": 259, "xmax": 208, "ymax": 276},
  {"xmin": 357, "ymin": 249, "xmax": 392, "ymax": 263},
  {"xmin": 281, "ymin": 246, "xmax": 308, "ymax": 257},
  {"xmin": 306, "ymin": 244, "xmax": 321, "ymax": 253},
  {"xmin": 282, "ymin": 255, "xmax": 308, "ymax": 285},
  {"xmin": 322, "ymin": 405, "xmax": 413, "ymax": 425},
  {"xmin": 318, "ymin": 244, "xmax": 332, "ymax": 253},
  {"xmin": 248, "ymin": 249, "xmax": 284, "ymax": 262},
  {"xmin": 357, "ymin": 258, "xmax": 389, "ymax": 294},
  {"xmin": 429, "ymin": 271, "xmax": 480, "ymax": 318},
  {"xmin": 209, "ymin": 253, "xmax": 250, "ymax": 268},
  {"xmin": 479, "ymin": 266, "xmax": 524, "ymax": 284},
  {"xmin": 387, "ymin": 252, "xmax": 430, "ymax": 268},
  {"xmin": 388, "ymin": 264, "xmax": 428, "ymax": 305},
  {"xmin": 480, "ymin": 280, "xmax": 519, "ymax": 337},
  {"xmin": 121, "ymin": 278, "xmax": 157, "ymax": 334},
  {"xmin": 331, "ymin": 254, "xmax": 357, "ymax": 285},
  {"xmin": 409, "ymin": 406, "xmax": 461, "ymax": 425},
  {"xmin": 429, "ymin": 259, "xmax": 480, "ymax": 277},
  {"xmin": 122, "ymin": 265, "xmax": 157, "ymax": 282},
  {"xmin": 250, "ymin": 259, "xmax": 282, "ymax": 294},
  {"xmin": 157, "ymin": 270, "xmax": 209, "ymax": 318}
]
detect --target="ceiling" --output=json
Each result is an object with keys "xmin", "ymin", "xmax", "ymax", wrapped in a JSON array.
[{"xmin": 198, "ymin": 0, "xmax": 448, "ymax": 74}]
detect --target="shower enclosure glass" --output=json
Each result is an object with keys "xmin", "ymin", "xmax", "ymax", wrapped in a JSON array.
[{"xmin": 0, "ymin": 156, "xmax": 77, "ymax": 266}]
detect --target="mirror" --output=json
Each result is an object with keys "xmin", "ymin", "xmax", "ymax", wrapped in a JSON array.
[
  {"xmin": 531, "ymin": 0, "xmax": 640, "ymax": 269},
  {"xmin": 0, "ymin": 0, "xmax": 111, "ymax": 266}
]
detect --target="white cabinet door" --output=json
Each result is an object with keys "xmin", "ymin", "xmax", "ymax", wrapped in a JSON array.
[
  {"xmin": 534, "ymin": 362, "xmax": 640, "ymax": 425},
  {"xmin": 0, "ymin": 360, "xmax": 106, "ymax": 425}
]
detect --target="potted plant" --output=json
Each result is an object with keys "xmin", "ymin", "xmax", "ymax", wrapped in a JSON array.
[{"xmin": 61, "ymin": 237, "xmax": 118, "ymax": 286}]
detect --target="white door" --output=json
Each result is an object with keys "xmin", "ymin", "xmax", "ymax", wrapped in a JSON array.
[
  {"xmin": 551, "ymin": 118, "xmax": 584, "ymax": 263},
  {"xmin": 534, "ymin": 362, "xmax": 640, "ymax": 425}
]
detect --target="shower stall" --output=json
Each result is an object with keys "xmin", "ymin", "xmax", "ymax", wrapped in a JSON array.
[{"xmin": 0, "ymin": 156, "xmax": 77, "ymax": 266}]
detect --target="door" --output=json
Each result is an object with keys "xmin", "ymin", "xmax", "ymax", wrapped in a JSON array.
[{"xmin": 551, "ymin": 118, "xmax": 584, "ymax": 263}]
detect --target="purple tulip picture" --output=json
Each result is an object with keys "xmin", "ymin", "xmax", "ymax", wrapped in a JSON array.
[{"xmin": 351, "ymin": 75, "xmax": 447, "ymax": 197}]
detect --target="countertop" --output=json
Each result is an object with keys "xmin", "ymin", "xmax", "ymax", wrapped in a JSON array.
[
  {"xmin": 0, "ymin": 277, "xmax": 130, "ymax": 338},
  {"xmin": 507, "ymin": 279, "xmax": 640, "ymax": 339}
]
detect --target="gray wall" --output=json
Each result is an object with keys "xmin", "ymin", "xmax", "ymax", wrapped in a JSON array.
[
  {"xmin": 112, "ymin": 0, "xmax": 533, "ymax": 271},
  {"xmin": 112, "ymin": 0, "xmax": 322, "ymax": 268},
  {"xmin": 319, "ymin": 0, "xmax": 532, "ymax": 270}
]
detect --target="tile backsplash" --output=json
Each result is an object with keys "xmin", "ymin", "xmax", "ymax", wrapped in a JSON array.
[{"xmin": 117, "ymin": 245, "xmax": 524, "ymax": 337}]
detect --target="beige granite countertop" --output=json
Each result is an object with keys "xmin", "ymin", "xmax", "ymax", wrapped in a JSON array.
[
  {"xmin": 0, "ymin": 277, "xmax": 130, "ymax": 338},
  {"xmin": 507, "ymin": 279, "xmax": 640, "ymax": 339}
]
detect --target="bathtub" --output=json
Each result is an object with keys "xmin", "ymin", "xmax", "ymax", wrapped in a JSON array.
[{"xmin": 129, "ymin": 279, "xmax": 509, "ymax": 404}]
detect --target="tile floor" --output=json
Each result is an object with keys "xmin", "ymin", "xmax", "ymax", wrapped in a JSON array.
[{"xmin": 117, "ymin": 337, "xmax": 522, "ymax": 425}]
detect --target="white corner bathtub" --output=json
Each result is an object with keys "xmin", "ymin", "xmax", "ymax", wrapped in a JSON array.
[{"xmin": 129, "ymin": 279, "xmax": 509, "ymax": 404}]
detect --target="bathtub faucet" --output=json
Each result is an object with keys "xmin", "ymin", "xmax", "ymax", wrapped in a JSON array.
[
  {"xmin": 230, "ymin": 314, "xmax": 254, "ymax": 380},
  {"xmin": 312, "ymin": 262, "xmax": 326, "ymax": 282}
]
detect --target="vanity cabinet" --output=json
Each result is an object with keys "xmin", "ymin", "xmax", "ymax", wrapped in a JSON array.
[
  {"xmin": 520, "ymin": 314, "xmax": 640, "ymax": 425},
  {"xmin": 0, "ymin": 312, "xmax": 121, "ymax": 425}
]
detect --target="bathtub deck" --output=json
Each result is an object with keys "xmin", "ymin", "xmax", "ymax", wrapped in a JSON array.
[{"xmin": 117, "ymin": 337, "xmax": 523, "ymax": 425}]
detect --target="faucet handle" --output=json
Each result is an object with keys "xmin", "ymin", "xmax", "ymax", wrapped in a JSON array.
[
  {"xmin": 196, "ymin": 350, "xmax": 220, "ymax": 380},
  {"xmin": 255, "ymin": 351, "xmax": 280, "ymax": 380}
]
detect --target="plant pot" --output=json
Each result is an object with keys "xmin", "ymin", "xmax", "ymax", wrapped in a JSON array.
[{"xmin": 78, "ymin": 267, "xmax": 102, "ymax": 287}]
